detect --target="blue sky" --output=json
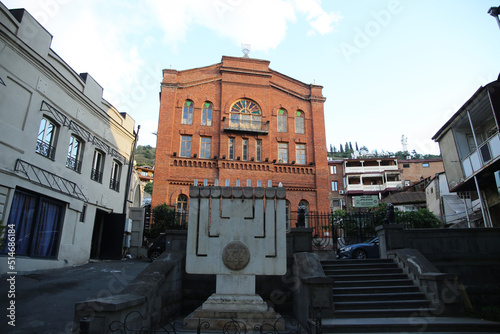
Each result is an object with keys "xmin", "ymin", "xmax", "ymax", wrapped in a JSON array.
[{"xmin": 3, "ymin": 0, "xmax": 500, "ymax": 155}]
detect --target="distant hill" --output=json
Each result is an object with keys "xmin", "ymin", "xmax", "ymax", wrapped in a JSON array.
[{"xmin": 135, "ymin": 145, "xmax": 156, "ymax": 166}]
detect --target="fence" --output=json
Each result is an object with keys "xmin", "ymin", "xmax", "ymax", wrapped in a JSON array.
[{"xmin": 306, "ymin": 212, "xmax": 380, "ymax": 251}]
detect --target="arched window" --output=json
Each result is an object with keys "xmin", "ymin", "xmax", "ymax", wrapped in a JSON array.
[
  {"xmin": 295, "ymin": 110, "xmax": 304, "ymax": 134},
  {"xmin": 176, "ymin": 194, "xmax": 189, "ymax": 225},
  {"xmin": 278, "ymin": 108, "xmax": 287, "ymax": 133},
  {"xmin": 229, "ymin": 99, "xmax": 261, "ymax": 130},
  {"xmin": 202, "ymin": 102, "xmax": 213, "ymax": 126},
  {"xmin": 182, "ymin": 100, "xmax": 193, "ymax": 125}
]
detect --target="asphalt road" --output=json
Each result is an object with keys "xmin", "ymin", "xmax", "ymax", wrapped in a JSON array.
[{"xmin": 0, "ymin": 259, "xmax": 151, "ymax": 334}]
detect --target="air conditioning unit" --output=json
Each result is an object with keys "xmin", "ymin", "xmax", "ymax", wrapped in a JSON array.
[{"xmin": 339, "ymin": 190, "xmax": 344, "ymax": 195}]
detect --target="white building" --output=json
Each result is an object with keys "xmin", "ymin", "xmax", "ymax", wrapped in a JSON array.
[
  {"xmin": 343, "ymin": 157, "xmax": 403, "ymax": 209},
  {"xmin": 432, "ymin": 75, "xmax": 500, "ymax": 227},
  {"xmin": 0, "ymin": 5, "xmax": 141, "ymax": 273},
  {"xmin": 425, "ymin": 172, "xmax": 476, "ymax": 227}
]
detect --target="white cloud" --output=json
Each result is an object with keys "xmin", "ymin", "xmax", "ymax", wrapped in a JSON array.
[
  {"xmin": 294, "ymin": 0, "xmax": 342, "ymax": 36},
  {"xmin": 144, "ymin": 0, "xmax": 340, "ymax": 51},
  {"xmin": 145, "ymin": 0, "xmax": 296, "ymax": 51}
]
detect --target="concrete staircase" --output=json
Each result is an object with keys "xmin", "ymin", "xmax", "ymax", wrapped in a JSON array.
[{"xmin": 320, "ymin": 258, "xmax": 500, "ymax": 333}]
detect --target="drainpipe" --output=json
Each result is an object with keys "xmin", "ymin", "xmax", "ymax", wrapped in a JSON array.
[{"xmin": 123, "ymin": 125, "xmax": 141, "ymax": 215}]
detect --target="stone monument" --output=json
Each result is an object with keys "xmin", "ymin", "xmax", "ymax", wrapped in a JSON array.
[{"xmin": 184, "ymin": 184, "xmax": 287, "ymax": 330}]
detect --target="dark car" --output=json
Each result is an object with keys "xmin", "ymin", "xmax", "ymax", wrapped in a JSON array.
[
  {"xmin": 147, "ymin": 234, "xmax": 166, "ymax": 261},
  {"xmin": 336, "ymin": 237, "xmax": 379, "ymax": 259}
]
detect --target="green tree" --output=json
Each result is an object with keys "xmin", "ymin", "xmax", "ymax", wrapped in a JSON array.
[
  {"xmin": 340, "ymin": 144, "xmax": 344, "ymax": 153},
  {"xmin": 145, "ymin": 203, "xmax": 186, "ymax": 240},
  {"xmin": 144, "ymin": 182, "xmax": 153, "ymax": 195}
]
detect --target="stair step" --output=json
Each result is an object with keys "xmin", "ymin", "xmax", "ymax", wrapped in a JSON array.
[
  {"xmin": 329, "ymin": 273, "xmax": 408, "ymax": 281},
  {"xmin": 324, "ymin": 268, "xmax": 402, "ymax": 275},
  {"xmin": 334, "ymin": 299, "xmax": 431, "ymax": 310},
  {"xmin": 333, "ymin": 285, "xmax": 420, "ymax": 294},
  {"xmin": 334, "ymin": 279, "xmax": 414, "ymax": 287},
  {"xmin": 321, "ymin": 317, "xmax": 500, "ymax": 333},
  {"xmin": 332, "ymin": 307, "xmax": 436, "ymax": 318},
  {"xmin": 335, "ymin": 291, "xmax": 427, "ymax": 302},
  {"xmin": 322, "ymin": 259, "xmax": 394, "ymax": 265}
]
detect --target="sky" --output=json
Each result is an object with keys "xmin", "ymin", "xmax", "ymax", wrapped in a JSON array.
[{"xmin": 3, "ymin": 0, "xmax": 500, "ymax": 156}]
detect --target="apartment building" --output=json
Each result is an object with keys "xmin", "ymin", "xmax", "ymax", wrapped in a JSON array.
[
  {"xmin": 137, "ymin": 165, "xmax": 154, "ymax": 184},
  {"xmin": 328, "ymin": 159, "xmax": 345, "ymax": 211},
  {"xmin": 0, "ymin": 5, "xmax": 139, "ymax": 273},
  {"xmin": 343, "ymin": 157, "xmax": 403, "ymax": 210},
  {"xmin": 398, "ymin": 158, "xmax": 444, "ymax": 186},
  {"xmin": 152, "ymin": 56, "xmax": 331, "ymax": 222},
  {"xmin": 432, "ymin": 75, "xmax": 500, "ymax": 227}
]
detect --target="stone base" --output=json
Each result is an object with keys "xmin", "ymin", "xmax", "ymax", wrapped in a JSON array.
[{"xmin": 184, "ymin": 294, "xmax": 284, "ymax": 330}]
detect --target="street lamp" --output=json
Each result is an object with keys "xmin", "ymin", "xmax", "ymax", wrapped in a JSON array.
[{"xmin": 488, "ymin": 6, "xmax": 500, "ymax": 29}]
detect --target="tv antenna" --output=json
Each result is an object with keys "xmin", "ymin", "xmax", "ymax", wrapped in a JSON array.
[{"xmin": 241, "ymin": 44, "xmax": 251, "ymax": 58}]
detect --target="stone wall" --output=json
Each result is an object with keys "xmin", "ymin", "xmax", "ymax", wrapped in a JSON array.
[
  {"xmin": 377, "ymin": 225, "xmax": 500, "ymax": 306},
  {"xmin": 74, "ymin": 228, "xmax": 317, "ymax": 332},
  {"xmin": 74, "ymin": 251, "xmax": 184, "ymax": 333}
]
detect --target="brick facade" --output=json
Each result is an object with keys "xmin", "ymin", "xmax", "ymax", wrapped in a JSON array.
[
  {"xmin": 152, "ymin": 56, "xmax": 330, "ymax": 218},
  {"xmin": 398, "ymin": 159, "xmax": 444, "ymax": 186},
  {"xmin": 328, "ymin": 160, "xmax": 345, "ymax": 211}
]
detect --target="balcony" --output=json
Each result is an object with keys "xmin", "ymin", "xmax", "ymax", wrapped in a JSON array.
[
  {"xmin": 345, "ymin": 182, "xmax": 402, "ymax": 193},
  {"xmin": 91, "ymin": 168, "xmax": 103, "ymax": 183},
  {"xmin": 461, "ymin": 133, "xmax": 500, "ymax": 178},
  {"xmin": 35, "ymin": 140, "xmax": 56, "ymax": 160},
  {"xmin": 66, "ymin": 156, "xmax": 82, "ymax": 172},
  {"xmin": 222, "ymin": 115, "xmax": 269, "ymax": 134},
  {"xmin": 344, "ymin": 165, "xmax": 399, "ymax": 174},
  {"xmin": 110, "ymin": 178, "xmax": 120, "ymax": 192}
]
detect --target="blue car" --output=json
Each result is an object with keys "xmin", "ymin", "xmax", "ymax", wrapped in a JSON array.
[{"xmin": 336, "ymin": 237, "xmax": 379, "ymax": 259}]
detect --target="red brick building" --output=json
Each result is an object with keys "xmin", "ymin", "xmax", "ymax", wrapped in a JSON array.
[
  {"xmin": 152, "ymin": 56, "xmax": 330, "ymax": 225},
  {"xmin": 328, "ymin": 159, "xmax": 345, "ymax": 211}
]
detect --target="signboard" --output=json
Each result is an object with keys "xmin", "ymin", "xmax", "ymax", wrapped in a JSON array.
[{"xmin": 353, "ymin": 195, "xmax": 379, "ymax": 208}]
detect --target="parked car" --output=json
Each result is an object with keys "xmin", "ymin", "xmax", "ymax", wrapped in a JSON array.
[
  {"xmin": 147, "ymin": 234, "xmax": 166, "ymax": 261},
  {"xmin": 336, "ymin": 237, "xmax": 379, "ymax": 259}
]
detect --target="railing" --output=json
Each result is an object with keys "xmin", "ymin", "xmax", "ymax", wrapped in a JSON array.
[
  {"xmin": 345, "ymin": 181, "xmax": 402, "ymax": 193},
  {"xmin": 66, "ymin": 156, "xmax": 82, "ymax": 172},
  {"xmin": 461, "ymin": 134, "xmax": 500, "ymax": 179},
  {"xmin": 35, "ymin": 140, "xmax": 56, "ymax": 160},
  {"xmin": 223, "ymin": 116, "xmax": 269, "ymax": 134},
  {"xmin": 106, "ymin": 311, "xmax": 308, "ymax": 334},
  {"xmin": 90, "ymin": 168, "xmax": 103, "ymax": 183},
  {"xmin": 110, "ymin": 178, "xmax": 120, "ymax": 191},
  {"xmin": 344, "ymin": 165, "xmax": 398, "ymax": 173}
]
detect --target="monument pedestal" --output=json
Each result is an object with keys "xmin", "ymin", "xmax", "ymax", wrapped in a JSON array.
[
  {"xmin": 185, "ymin": 186, "xmax": 287, "ymax": 331},
  {"xmin": 184, "ymin": 293, "xmax": 284, "ymax": 330}
]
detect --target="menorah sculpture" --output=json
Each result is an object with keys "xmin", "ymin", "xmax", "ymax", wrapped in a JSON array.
[{"xmin": 184, "ymin": 185, "xmax": 286, "ymax": 330}]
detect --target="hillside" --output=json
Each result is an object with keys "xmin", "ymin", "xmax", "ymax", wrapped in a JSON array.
[{"xmin": 135, "ymin": 145, "xmax": 156, "ymax": 166}]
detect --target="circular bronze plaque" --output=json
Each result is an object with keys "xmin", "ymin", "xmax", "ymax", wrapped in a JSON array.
[{"xmin": 222, "ymin": 241, "xmax": 250, "ymax": 270}]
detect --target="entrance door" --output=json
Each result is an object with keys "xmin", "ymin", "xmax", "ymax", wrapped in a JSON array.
[{"xmin": 90, "ymin": 210, "xmax": 126, "ymax": 260}]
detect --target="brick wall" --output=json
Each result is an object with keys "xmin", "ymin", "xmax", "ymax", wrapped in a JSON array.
[
  {"xmin": 399, "ymin": 159, "xmax": 444, "ymax": 185},
  {"xmin": 153, "ymin": 56, "xmax": 330, "ymax": 215}
]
